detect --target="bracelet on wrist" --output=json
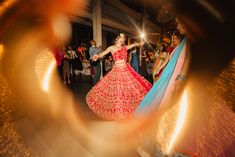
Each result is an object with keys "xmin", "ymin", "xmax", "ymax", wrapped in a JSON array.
[{"xmin": 176, "ymin": 74, "xmax": 186, "ymax": 81}]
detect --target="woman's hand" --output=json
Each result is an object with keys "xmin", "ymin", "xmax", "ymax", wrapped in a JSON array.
[{"xmin": 93, "ymin": 54, "xmax": 99, "ymax": 61}]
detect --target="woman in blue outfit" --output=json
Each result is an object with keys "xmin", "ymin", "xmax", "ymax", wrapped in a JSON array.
[{"xmin": 129, "ymin": 46, "xmax": 141, "ymax": 74}]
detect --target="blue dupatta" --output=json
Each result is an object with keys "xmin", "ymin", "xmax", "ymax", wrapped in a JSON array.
[{"xmin": 134, "ymin": 38, "xmax": 186, "ymax": 117}]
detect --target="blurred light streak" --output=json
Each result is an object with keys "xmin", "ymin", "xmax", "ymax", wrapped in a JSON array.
[
  {"xmin": 196, "ymin": 0, "xmax": 225, "ymax": 22},
  {"xmin": 0, "ymin": 0, "xmax": 17, "ymax": 16},
  {"xmin": 0, "ymin": 44, "xmax": 4, "ymax": 60},
  {"xmin": 42, "ymin": 61, "xmax": 55, "ymax": 92},
  {"xmin": 166, "ymin": 90, "xmax": 188, "ymax": 154},
  {"xmin": 35, "ymin": 49, "xmax": 56, "ymax": 92}
]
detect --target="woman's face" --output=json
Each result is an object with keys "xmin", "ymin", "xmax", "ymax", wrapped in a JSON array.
[
  {"xmin": 91, "ymin": 41, "xmax": 96, "ymax": 46},
  {"xmin": 172, "ymin": 35, "xmax": 181, "ymax": 47},
  {"xmin": 117, "ymin": 33, "xmax": 126, "ymax": 45}
]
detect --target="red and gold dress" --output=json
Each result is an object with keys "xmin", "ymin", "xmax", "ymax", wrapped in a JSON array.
[{"xmin": 86, "ymin": 46, "xmax": 152, "ymax": 120}]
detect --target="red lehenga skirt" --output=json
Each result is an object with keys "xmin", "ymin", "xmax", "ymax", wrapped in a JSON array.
[{"xmin": 86, "ymin": 62, "xmax": 152, "ymax": 120}]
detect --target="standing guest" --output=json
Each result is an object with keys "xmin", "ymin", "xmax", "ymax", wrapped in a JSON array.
[
  {"xmin": 67, "ymin": 45, "xmax": 78, "ymax": 77},
  {"xmin": 83, "ymin": 43, "xmax": 90, "ymax": 60},
  {"xmin": 62, "ymin": 47, "xmax": 71, "ymax": 84},
  {"xmin": 53, "ymin": 46, "xmax": 64, "ymax": 80},
  {"xmin": 89, "ymin": 40, "xmax": 101, "ymax": 85},
  {"xmin": 78, "ymin": 43, "xmax": 87, "ymax": 61},
  {"xmin": 140, "ymin": 46, "xmax": 148, "ymax": 79},
  {"xmin": 129, "ymin": 45, "xmax": 141, "ymax": 74},
  {"xmin": 145, "ymin": 56, "xmax": 154, "ymax": 84}
]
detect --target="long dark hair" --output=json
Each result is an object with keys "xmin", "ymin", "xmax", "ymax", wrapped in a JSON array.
[
  {"xmin": 114, "ymin": 32, "xmax": 126, "ymax": 45},
  {"xmin": 172, "ymin": 30, "xmax": 182, "ymax": 41}
]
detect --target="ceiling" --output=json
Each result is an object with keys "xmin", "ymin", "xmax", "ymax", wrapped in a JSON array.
[{"xmin": 118, "ymin": 0, "xmax": 176, "ymax": 24}]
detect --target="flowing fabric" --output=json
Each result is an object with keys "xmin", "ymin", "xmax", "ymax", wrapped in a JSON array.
[
  {"xmin": 134, "ymin": 38, "xmax": 187, "ymax": 117},
  {"xmin": 86, "ymin": 46, "xmax": 152, "ymax": 120},
  {"xmin": 134, "ymin": 38, "xmax": 235, "ymax": 156}
]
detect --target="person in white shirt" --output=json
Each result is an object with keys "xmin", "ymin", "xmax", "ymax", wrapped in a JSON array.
[{"xmin": 67, "ymin": 46, "xmax": 78, "ymax": 77}]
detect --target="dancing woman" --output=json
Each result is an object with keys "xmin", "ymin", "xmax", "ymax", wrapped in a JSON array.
[{"xmin": 86, "ymin": 33, "xmax": 152, "ymax": 120}]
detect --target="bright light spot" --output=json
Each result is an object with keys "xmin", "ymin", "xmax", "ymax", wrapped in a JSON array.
[
  {"xmin": 140, "ymin": 32, "xmax": 146, "ymax": 39},
  {"xmin": 166, "ymin": 90, "xmax": 188, "ymax": 154},
  {"xmin": 0, "ymin": 44, "xmax": 4, "ymax": 60},
  {"xmin": 42, "ymin": 61, "xmax": 55, "ymax": 92}
]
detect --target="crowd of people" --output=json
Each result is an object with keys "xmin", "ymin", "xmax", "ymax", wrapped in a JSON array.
[
  {"xmin": 128, "ymin": 32, "xmax": 181, "ymax": 84},
  {"xmin": 53, "ymin": 41, "xmax": 116, "ymax": 85},
  {"xmin": 53, "ymin": 31, "xmax": 181, "ymax": 86}
]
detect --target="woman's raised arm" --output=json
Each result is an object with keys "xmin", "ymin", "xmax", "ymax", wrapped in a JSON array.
[{"xmin": 126, "ymin": 41, "xmax": 144, "ymax": 50}]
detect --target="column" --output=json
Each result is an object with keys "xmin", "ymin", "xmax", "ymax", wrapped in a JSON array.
[
  {"xmin": 92, "ymin": 0, "xmax": 102, "ymax": 47},
  {"xmin": 92, "ymin": 0, "xmax": 103, "ymax": 78}
]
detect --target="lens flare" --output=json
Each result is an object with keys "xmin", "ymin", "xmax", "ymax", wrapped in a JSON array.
[
  {"xmin": 166, "ymin": 90, "xmax": 188, "ymax": 154},
  {"xmin": 196, "ymin": 0, "xmax": 225, "ymax": 22},
  {"xmin": 42, "ymin": 61, "xmax": 55, "ymax": 92},
  {"xmin": 140, "ymin": 32, "xmax": 146, "ymax": 39},
  {"xmin": 35, "ymin": 49, "xmax": 56, "ymax": 92}
]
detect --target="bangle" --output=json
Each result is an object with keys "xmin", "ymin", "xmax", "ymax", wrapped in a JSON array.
[{"xmin": 176, "ymin": 75, "xmax": 186, "ymax": 81}]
